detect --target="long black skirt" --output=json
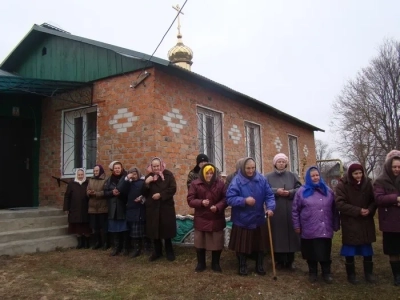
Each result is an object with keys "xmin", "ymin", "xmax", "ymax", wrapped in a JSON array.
[
  {"xmin": 228, "ymin": 224, "xmax": 269, "ymax": 254},
  {"xmin": 383, "ymin": 232, "xmax": 400, "ymax": 255},
  {"xmin": 301, "ymin": 238, "xmax": 332, "ymax": 261}
]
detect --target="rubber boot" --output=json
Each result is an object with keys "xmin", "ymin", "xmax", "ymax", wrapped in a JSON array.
[
  {"xmin": 121, "ymin": 232, "xmax": 130, "ymax": 256},
  {"xmin": 238, "ymin": 253, "xmax": 248, "ymax": 276},
  {"xmin": 149, "ymin": 239, "xmax": 163, "ymax": 261},
  {"xmin": 131, "ymin": 238, "xmax": 142, "ymax": 258},
  {"xmin": 92, "ymin": 232, "xmax": 102, "ymax": 250},
  {"xmin": 83, "ymin": 235, "xmax": 91, "ymax": 249},
  {"xmin": 76, "ymin": 236, "xmax": 83, "ymax": 249},
  {"xmin": 345, "ymin": 262, "xmax": 358, "ymax": 284},
  {"xmin": 363, "ymin": 261, "xmax": 376, "ymax": 283},
  {"xmin": 143, "ymin": 237, "xmax": 152, "ymax": 254},
  {"xmin": 307, "ymin": 260, "xmax": 318, "ymax": 283},
  {"xmin": 101, "ymin": 231, "xmax": 110, "ymax": 250},
  {"xmin": 390, "ymin": 261, "xmax": 400, "ymax": 286},
  {"xmin": 195, "ymin": 248, "xmax": 206, "ymax": 272},
  {"xmin": 321, "ymin": 260, "xmax": 333, "ymax": 284},
  {"xmin": 211, "ymin": 250, "xmax": 222, "ymax": 272},
  {"xmin": 110, "ymin": 233, "xmax": 121, "ymax": 256},
  {"xmin": 255, "ymin": 252, "xmax": 266, "ymax": 275},
  {"xmin": 164, "ymin": 238, "xmax": 175, "ymax": 261}
]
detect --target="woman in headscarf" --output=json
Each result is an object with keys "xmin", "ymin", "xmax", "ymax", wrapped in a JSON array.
[
  {"xmin": 335, "ymin": 162, "xmax": 376, "ymax": 284},
  {"xmin": 187, "ymin": 163, "xmax": 227, "ymax": 272},
  {"xmin": 104, "ymin": 161, "xmax": 128, "ymax": 256},
  {"xmin": 373, "ymin": 150, "xmax": 400, "ymax": 286},
  {"xmin": 117, "ymin": 166, "xmax": 151, "ymax": 258},
  {"xmin": 142, "ymin": 157, "xmax": 177, "ymax": 262},
  {"xmin": 226, "ymin": 157, "xmax": 275, "ymax": 276},
  {"xmin": 87, "ymin": 164, "xmax": 109, "ymax": 250},
  {"xmin": 63, "ymin": 168, "xmax": 91, "ymax": 249},
  {"xmin": 225, "ymin": 157, "xmax": 246, "ymax": 188},
  {"xmin": 265, "ymin": 153, "xmax": 302, "ymax": 270},
  {"xmin": 292, "ymin": 166, "xmax": 340, "ymax": 284}
]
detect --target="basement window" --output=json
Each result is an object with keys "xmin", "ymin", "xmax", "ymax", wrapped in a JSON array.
[{"xmin": 62, "ymin": 106, "xmax": 97, "ymax": 177}]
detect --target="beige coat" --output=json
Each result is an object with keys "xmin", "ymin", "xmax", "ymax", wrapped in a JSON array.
[{"xmin": 87, "ymin": 173, "xmax": 108, "ymax": 214}]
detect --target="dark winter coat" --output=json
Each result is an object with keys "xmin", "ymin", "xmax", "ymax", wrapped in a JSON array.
[
  {"xmin": 335, "ymin": 175, "xmax": 376, "ymax": 245},
  {"xmin": 187, "ymin": 178, "xmax": 227, "ymax": 232},
  {"xmin": 118, "ymin": 177, "xmax": 145, "ymax": 222},
  {"xmin": 374, "ymin": 185, "xmax": 400, "ymax": 232},
  {"xmin": 87, "ymin": 173, "xmax": 108, "ymax": 214},
  {"xmin": 141, "ymin": 169, "xmax": 177, "ymax": 239},
  {"xmin": 104, "ymin": 173, "xmax": 128, "ymax": 220},
  {"xmin": 63, "ymin": 180, "xmax": 89, "ymax": 223},
  {"xmin": 265, "ymin": 170, "xmax": 302, "ymax": 252}
]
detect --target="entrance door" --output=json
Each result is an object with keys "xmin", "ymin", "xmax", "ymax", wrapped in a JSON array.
[{"xmin": 0, "ymin": 117, "xmax": 34, "ymax": 208}]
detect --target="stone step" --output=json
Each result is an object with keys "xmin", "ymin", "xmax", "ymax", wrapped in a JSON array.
[
  {"xmin": 0, "ymin": 215, "xmax": 68, "ymax": 232},
  {"xmin": 0, "ymin": 207, "xmax": 65, "ymax": 220},
  {"xmin": 0, "ymin": 226, "xmax": 68, "ymax": 243},
  {"xmin": 0, "ymin": 235, "xmax": 77, "ymax": 256}
]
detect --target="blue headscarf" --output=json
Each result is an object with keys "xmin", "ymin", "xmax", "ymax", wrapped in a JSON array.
[{"xmin": 302, "ymin": 166, "xmax": 328, "ymax": 198}]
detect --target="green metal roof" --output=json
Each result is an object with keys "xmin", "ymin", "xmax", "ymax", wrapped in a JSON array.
[{"xmin": 0, "ymin": 69, "xmax": 90, "ymax": 97}]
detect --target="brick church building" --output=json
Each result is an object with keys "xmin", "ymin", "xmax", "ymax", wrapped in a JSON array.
[{"xmin": 0, "ymin": 23, "xmax": 322, "ymax": 214}]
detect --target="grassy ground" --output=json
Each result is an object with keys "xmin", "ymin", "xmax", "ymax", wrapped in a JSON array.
[{"xmin": 1, "ymin": 233, "xmax": 399, "ymax": 300}]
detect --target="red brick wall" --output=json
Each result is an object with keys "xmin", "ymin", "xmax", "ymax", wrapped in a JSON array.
[{"xmin": 38, "ymin": 67, "xmax": 316, "ymax": 214}]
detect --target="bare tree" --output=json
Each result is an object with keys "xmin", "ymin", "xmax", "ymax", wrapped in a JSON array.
[
  {"xmin": 332, "ymin": 39, "xmax": 400, "ymax": 175},
  {"xmin": 315, "ymin": 139, "xmax": 334, "ymax": 172}
]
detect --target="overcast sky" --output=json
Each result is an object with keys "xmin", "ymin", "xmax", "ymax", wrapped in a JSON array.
[{"xmin": 2, "ymin": 0, "xmax": 400, "ymax": 154}]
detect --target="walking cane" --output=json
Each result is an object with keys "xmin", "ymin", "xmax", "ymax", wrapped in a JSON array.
[{"xmin": 267, "ymin": 215, "xmax": 277, "ymax": 280}]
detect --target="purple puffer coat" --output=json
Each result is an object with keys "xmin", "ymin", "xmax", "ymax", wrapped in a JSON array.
[{"xmin": 292, "ymin": 186, "xmax": 340, "ymax": 239}]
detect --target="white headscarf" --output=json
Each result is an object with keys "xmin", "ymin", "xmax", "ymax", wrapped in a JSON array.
[{"xmin": 74, "ymin": 168, "xmax": 86, "ymax": 185}]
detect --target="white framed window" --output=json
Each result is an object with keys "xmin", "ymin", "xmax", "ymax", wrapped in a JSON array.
[
  {"xmin": 197, "ymin": 106, "xmax": 224, "ymax": 171},
  {"xmin": 288, "ymin": 135, "xmax": 299, "ymax": 175},
  {"xmin": 62, "ymin": 106, "xmax": 97, "ymax": 177},
  {"xmin": 244, "ymin": 121, "xmax": 262, "ymax": 172}
]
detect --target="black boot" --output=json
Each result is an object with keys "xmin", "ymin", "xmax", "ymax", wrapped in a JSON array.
[
  {"xmin": 101, "ymin": 231, "xmax": 110, "ymax": 250},
  {"xmin": 131, "ymin": 238, "xmax": 142, "ymax": 258},
  {"xmin": 121, "ymin": 232, "xmax": 130, "ymax": 256},
  {"xmin": 238, "ymin": 253, "xmax": 248, "ymax": 276},
  {"xmin": 110, "ymin": 233, "xmax": 121, "ymax": 256},
  {"xmin": 286, "ymin": 253, "xmax": 296, "ymax": 271},
  {"xmin": 321, "ymin": 260, "xmax": 333, "ymax": 284},
  {"xmin": 149, "ymin": 239, "xmax": 163, "ymax": 261},
  {"xmin": 83, "ymin": 235, "xmax": 91, "ymax": 249},
  {"xmin": 307, "ymin": 260, "xmax": 318, "ymax": 283},
  {"xmin": 195, "ymin": 248, "xmax": 206, "ymax": 272},
  {"xmin": 212, "ymin": 250, "xmax": 222, "ymax": 272},
  {"xmin": 76, "ymin": 236, "xmax": 83, "ymax": 249},
  {"xmin": 363, "ymin": 261, "xmax": 376, "ymax": 283},
  {"xmin": 390, "ymin": 261, "xmax": 400, "ymax": 286},
  {"xmin": 345, "ymin": 263, "xmax": 358, "ymax": 284},
  {"xmin": 164, "ymin": 238, "xmax": 175, "ymax": 261},
  {"xmin": 92, "ymin": 232, "xmax": 102, "ymax": 250},
  {"xmin": 143, "ymin": 237, "xmax": 152, "ymax": 254},
  {"xmin": 255, "ymin": 252, "xmax": 266, "ymax": 275}
]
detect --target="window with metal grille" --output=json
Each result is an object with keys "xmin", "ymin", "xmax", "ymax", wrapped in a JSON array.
[
  {"xmin": 62, "ymin": 106, "xmax": 97, "ymax": 177},
  {"xmin": 244, "ymin": 121, "xmax": 262, "ymax": 172},
  {"xmin": 197, "ymin": 107, "xmax": 223, "ymax": 171},
  {"xmin": 288, "ymin": 135, "xmax": 299, "ymax": 175}
]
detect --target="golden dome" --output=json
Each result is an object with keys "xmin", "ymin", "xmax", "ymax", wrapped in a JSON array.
[{"xmin": 168, "ymin": 33, "xmax": 193, "ymax": 71}]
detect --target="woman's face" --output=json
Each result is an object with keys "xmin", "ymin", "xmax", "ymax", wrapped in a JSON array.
[
  {"xmin": 113, "ymin": 164, "xmax": 122, "ymax": 176},
  {"xmin": 77, "ymin": 170, "xmax": 85, "ymax": 181},
  {"xmin": 151, "ymin": 160, "xmax": 161, "ymax": 173},
  {"xmin": 93, "ymin": 166, "xmax": 100, "ymax": 177},
  {"xmin": 392, "ymin": 159, "xmax": 400, "ymax": 176},
  {"xmin": 205, "ymin": 170, "xmax": 214, "ymax": 183},
  {"xmin": 310, "ymin": 170, "xmax": 320, "ymax": 184},
  {"xmin": 351, "ymin": 170, "xmax": 363, "ymax": 182},
  {"xmin": 245, "ymin": 160, "xmax": 256, "ymax": 177},
  {"xmin": 275, "ymin": 159, "xmax": 287, "ymax": 171},
  {"xmin": 131, "ymin": 171, "xmax": 139, "ymax": 181}
]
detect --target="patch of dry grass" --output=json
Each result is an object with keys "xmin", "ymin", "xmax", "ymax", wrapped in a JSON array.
[{"xmin": 1, "ymin": 232, "xmax": 400, "ymax": 300}]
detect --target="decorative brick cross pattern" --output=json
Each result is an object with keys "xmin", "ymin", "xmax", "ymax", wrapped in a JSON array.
[
  {"xmin": 163, "ymin": 108, "xmax": 187, "ymax": 133},
  {"xmin": 228, "ymin": 125, "xmax": 242, "ymax": 144},
  {"xmin": 109, "ymin": 108, "xmax": 138, "ymax": 133},
  {"xmin": 303, "ymin": 144, "xmax": 309, "ymax": 157},
  {"xmin": 274, "ymin": 137, "xmax": 283, "ymax": 152}
]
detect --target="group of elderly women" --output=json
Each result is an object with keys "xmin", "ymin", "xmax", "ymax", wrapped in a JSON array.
[
  {"xmin": 64, "ymin": 150, "xmax": 400, "ymax": 286},
  {"xmin": 63, "ymin": 157, "xmax": 177, "ymax": 261}
]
